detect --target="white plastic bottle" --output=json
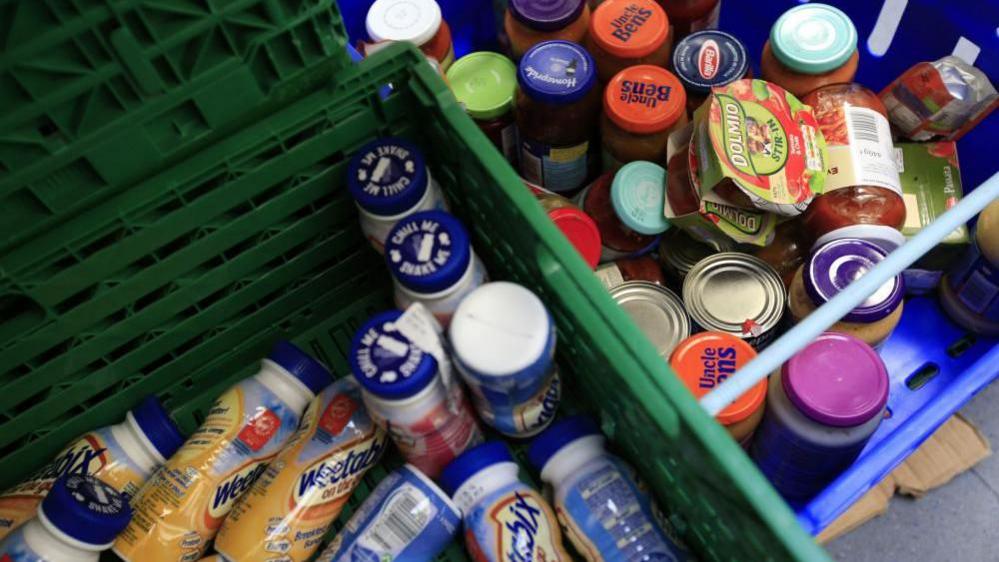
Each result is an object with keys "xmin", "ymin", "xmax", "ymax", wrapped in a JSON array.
[
  {"xmin": 0, "ymin": 474, "xmax": 131, "ymax": 562},
  {"xmin": 0, "ymin": 396, "xmax": 184, "ymax": 540},
  {"xmin": 528, "ymin": 416, "xmax": 691, "ymax": 561}
]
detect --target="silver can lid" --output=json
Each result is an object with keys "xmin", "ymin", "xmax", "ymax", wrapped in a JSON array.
[
  {"xmin": 609, "ymin": 281, "xmax": 691, "ymax": 359},
  {"xmin": 683, "ymin": 253, "xmax": 786, "ymax": 341},
  {"xmin": 658, "ymin": 228, "xmax": 721, "ymax": 278}
]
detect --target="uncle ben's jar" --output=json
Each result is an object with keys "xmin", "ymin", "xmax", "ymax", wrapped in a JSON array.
[
  {"xmin": 601, "ymin": 65, "xmax": 687, "ymax": 169},
  {"xmin": 585, "ymin": 0, "xmax": 672, "ymax": 83}
]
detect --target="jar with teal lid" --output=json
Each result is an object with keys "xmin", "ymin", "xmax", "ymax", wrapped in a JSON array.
[
  {"xmin": 575, "ymin": 162, "xmax": 670, "ymax": 262},
  {"xmin": 760, "ymin": 3, "xmax": 859, "ymax": 98},
  {"xmin": 446, "ymin": 52, "xmax": 519, "ymax": 165}
]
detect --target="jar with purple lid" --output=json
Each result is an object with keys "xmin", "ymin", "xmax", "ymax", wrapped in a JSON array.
[
  {"xmin": 789, "ymin": 238, "xmax": 905, "ymax": 348},
  {"xmin": 672, "ymin": 30, "xmax": 750, "ymax": 115},
  {"xmin": 750, "ymin": 332, "xmax": 889, "ymax": 501},
  {"xmin": 505, "ymin": 0, "xmax": 591, "ymax": 59}
]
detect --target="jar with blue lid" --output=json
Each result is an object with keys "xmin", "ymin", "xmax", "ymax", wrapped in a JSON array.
[
  {"xmin": 385, "ymin": 210, "xmax": 488, "ymax": 327},
  {"xmin": 528, "ymin": 416, "xmax": 691, "ymax": 561},
  {"xmin": 0, "ymin": 474, "xmax": 132, "ymax": 562},
  {"xmin": 448, "ymin": 282, "xmax": 561, "ymax": 438},
  {"xmin": 672, "ymin": 30, "xmax": 750, "ymax": 114},
  {"xmin": 350, "ymin": 310, "xmax": 483, "ymax": 478},
  {"xmin": 347, "ymin": 137, "xmax": 448, "ymax": 252},
  {"xmin": 515, "ymin": 40, "xmax": 600, "ymax": 194}
]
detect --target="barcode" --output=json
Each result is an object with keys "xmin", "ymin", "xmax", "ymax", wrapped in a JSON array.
[
  {"xmin": 849, "ymin": 110, "xmax": 882, "ymax": 143},
  {"xmin": 368, "ymin": 492, "xmax": 424, "ymax": 551}
]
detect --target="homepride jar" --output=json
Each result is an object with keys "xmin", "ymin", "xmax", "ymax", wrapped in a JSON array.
[
  {"xmin": 365, "ymin": 0, "xmax": 455, "ymax": 70},
  {"xmin": 751, "ymin": 332, "xmax": 888, "ymax": 501},
  {"xmin": 449, "ymin": 282, "xmax": 561, "ymax": 438},
  {"xmin": 601, "ymin": 65, "xmax": 687, "ymax": 169},
  {"xmin": 505, "ymin": 0, "xmax": 591, "ymax": 59},
  {"xmin": 789, "ymin": 238, "xmax": 904, "ymax": 348},
  {"xmin": 585, "ymin": 0, "xmax": 671, "ymax": 83},
  {"xmin": 446, "ymin": 52, "xmax": 519, "ymax": 165},
  {"xmin": 516, "ymin": 40, "xmax": 600, "ymax": 194},
  {"xmin": 672, "ymin": 30, "xmax": 750, "ymax": 115},
  {"xmin": 760, "ymin": 3, "xmax": 859, "ymax": 98},
  {"xmin": 385, "ymin": 210, "xmax": 488, "ymax": 327},
  {"xmin": 348, "ymin": 137, "xmax": 448, "ymax": 252}
]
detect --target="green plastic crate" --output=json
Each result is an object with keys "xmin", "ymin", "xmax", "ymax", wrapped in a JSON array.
[
  {"xmin": 0, "ymin": 0, "xmax": 349, "ymax": 253},
  {"xmin": 0, "ymin": 44, "xmax": 829, "ymax": 561}
]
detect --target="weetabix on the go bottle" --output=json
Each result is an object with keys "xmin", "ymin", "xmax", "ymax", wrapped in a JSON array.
[{"xmin": 112, "ymin": 341, "xmax": 332, "ymax": 562}]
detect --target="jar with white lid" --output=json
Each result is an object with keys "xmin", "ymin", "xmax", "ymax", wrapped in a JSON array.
[
  {"xmin": 350, "ymin": 310, "xmax": 482, "ymax": 478},
  {"xmin": 448, "ymin": 282, "xmax": 561, "ymax": 438},
  {"xmin": 347, "ymin": 137, "xmax": 448, "ymax": 252},
  {"xmin": 365, "ymin": 0, "xmax": 455, "ymax": 70},
  {"xmin": 0, "ymin": 475, "xmax": 131, "ymax": 562},
  {"xmin": 385, "ymin": 210, "xmax": 488, "ymax": 327}
]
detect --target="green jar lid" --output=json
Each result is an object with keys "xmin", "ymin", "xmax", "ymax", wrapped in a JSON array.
[
  {"xmin": 770, "ymin": 3, "xmax": 857, "ymax": 75},
  {"xmin": 446, "ymin": 52, "xmax": 518, "ymax": 121},
  {"xmin": 611, "ymin": 161, "xmax": 670, "ymax": 236}
]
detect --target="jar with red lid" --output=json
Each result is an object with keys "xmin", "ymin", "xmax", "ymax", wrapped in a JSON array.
[
  {"xmin": 800, "ymin": 83, "xmax": 905, "ymax": 245},
  {"xmin": 760, "ymin": 4, "xmax": 859, "ymax": 98},
  {"xmin": 655, "ymin": 0, "xmax": 720, "ymax": 39},
  {"xmin": 601, "ymin": 65, "xmax": 687, "ymax": 170},
  {"xmin": 525, "ymin": 181, "xmax": 603, "ymax": 269},
  {"xmin": 447, "ymin": 52, "xmax": 520, "ymax": 166},
  {"xmin": 576, "ymin": 163, "xmax": 670, "ymax": 263},
  {"xmin": 506, "ymin": 0, "xmax": 591, "ymax": 59},
  {"xmin": 585, "ymin": 0, "xmax": 672, "ymax": 83},
  {"xmin": 672, "ymin": 30, "xmax": 750, "ymax": 115},
  {"xmin": 366, "ymin": 0, "xmax": 455, "ymax": 70},
  {"xmin": 594, "ymin": 256, "xmax": 667, "ymax": 289}
]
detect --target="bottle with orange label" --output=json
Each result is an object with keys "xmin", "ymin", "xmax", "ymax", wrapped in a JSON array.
[
  {"xmin": 441, "ymin": 441, "xmax": 571, "ymax": 562},
  {"xmin": 0, "ymin": 396, "xmax": 184, "ymax": 541},
  {"xmin": 213, "ymin": 378, "xmax": 388, "ymax": 562},
  {"xmin": 112, "ymin": 341, "xmax": 332, "ymax": 562}
]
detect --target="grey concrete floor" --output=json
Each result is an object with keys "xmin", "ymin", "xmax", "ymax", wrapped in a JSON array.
[{"xmin": 827, "ymin": 381, "xmax": 999, "ymax": 562}]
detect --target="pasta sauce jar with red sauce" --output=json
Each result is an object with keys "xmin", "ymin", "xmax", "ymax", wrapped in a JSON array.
[{"xmin": 801, "ymin": 83, "xmax": 905, "ymax": 245}]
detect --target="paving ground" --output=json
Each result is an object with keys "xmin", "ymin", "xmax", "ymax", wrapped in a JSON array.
[{"xmin": 826, "ymin": 381, "xmax": 999, "ymax": 562}]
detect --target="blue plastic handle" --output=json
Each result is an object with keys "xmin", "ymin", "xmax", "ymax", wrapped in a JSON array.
[{"xmin": 700, "ymin": 171, "xmax": 999, "ymax": 416}]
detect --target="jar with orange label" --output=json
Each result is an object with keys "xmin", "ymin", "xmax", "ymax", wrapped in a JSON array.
[
  {"xmin": 506, "ymin": 0, "xmax": 591, "ymax": 59},
  {"xmin": 602, "ymin": 65, "xmax": 687, "ymax": 169},
  {"xmin": 366, "ymin": 0, "xmax": 455, "ymax": 70},
  {"xmin": 585, "ymin": 0, "xmax": 672, "ymax": 83},
  {"xmin": 655, "ymin": 0, "xmax": 720, "ymax": 39},
  {"xmin": 760, "ymin": 3, "xmax": 859, "ymax": 98},
  {"xmin": 670, "ymin": 332, "xmax": 766, "ymax": 448}
]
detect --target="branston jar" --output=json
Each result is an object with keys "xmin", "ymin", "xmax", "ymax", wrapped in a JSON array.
[
  {"xmin": 586, "ymin": 0, "xmax": 672, "ymax": 83},
  {"xmin": 506, "ymin": 0, "xmax": 591, "ymax": 59}
]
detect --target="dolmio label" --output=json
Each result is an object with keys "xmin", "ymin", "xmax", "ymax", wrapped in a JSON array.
[
  {"xmin": 718, "ymin": 94, "xmax": 788, "ymax": 176},
  {"xmin": 113, "ymin": 380, "xmax": 301, "ymax": 562},
  {"xmin": 467, "ymin": 486, "xmax": 569, "ymax": 562},
  {"xmin": 215, "ymin": 380, "xmax": 386, "ymax": 562},
  {"xmin": 608, "ymin": 4, "xmax": 654, "ymax": 42}
]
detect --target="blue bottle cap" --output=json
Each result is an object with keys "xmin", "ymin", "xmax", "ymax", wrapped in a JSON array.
[
  {"xmin": 770, "ymin": 3, "xmax": 857, "ymax": 75},
  {"xmin": 385, "ymin": 210, "xmax": 472, "ymax": 294},
  {"xmin": 517, "ymin": 41, "xmax": 596, "ymax": 105},
  {"xmin": 130, "ymin": 396, "xmax": 186, "ymax": 461},
  {"xmin": 672, "ymin": 30, "xmax": 750, "ymax": 95},
  {"xmin": 611, "ymin": 161, "xmax": 671, "ymax": 235},
  {"xmin": 527, "ymin": 415, "xmax": 600, "ymax": 472},
  {"xmin": 349, "ymin": 310, "xmax": 439, "ymax": 400},
  {"xmin": 39, "ymin": 474, "xmax": 132, "ymax": 548},
  {"xmin": 348, "ymin": 137, "xmax": 430, "ymax": 217},
  {"xmin": 268, "ymin": 340, "xmax": 332, "ymax": 395},
  {"xmin": 440, "ymin": 441, "xmax": 514, "ymax": 496}
]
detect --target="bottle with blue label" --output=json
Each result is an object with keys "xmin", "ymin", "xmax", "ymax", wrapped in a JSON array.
[
  {"xmin": 348, "ymin": 137, "xmax": 449, "ymax": 252},
  {"xmin": 0, "ymin": 474, "xmax": 132, "ymax": 562},
  {"xmin": 385, "ymin": 210, "xmax": 488, "ymax": 327},
  {"xmin": 441, "ymin": 441, "xmax": 571, "ymax": 562},
  {"xmin": 515, "ymin": 40, "xmax": 600, "ymax": 194},
  {"xmin": 528, "ymin": 416, "xmax": 692, "ymax": 562},
  {"xmin": 315, "ymin": 464, "xmax": 461, "ymax": 561},
  {"xmin": 449, "ymin": 282, "xmax": 561, "ymax": 438}
]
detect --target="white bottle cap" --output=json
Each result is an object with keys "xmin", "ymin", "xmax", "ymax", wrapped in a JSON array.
[{"xmin": 366, "ymin": 0, "xmax": 443, "ymax": 46}]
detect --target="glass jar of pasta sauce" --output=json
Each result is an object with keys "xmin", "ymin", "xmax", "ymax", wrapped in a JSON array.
[
  {"xmin": 585, "ymin": 0, "xmax": 672, "ymax": 83},
  {"xmin": 760, "ymin": 3, "xmax": 859, "ymax": 98},
  {"xmin": 366, "ymin": 0, "xmax": 455, "ymax": 70},
  {"xmin": 800, "ymin": 83, "xmax": 905, "ymax": 245},
  {"xmin": 447, "ymin": 52, "xmax": 519, "ymax": 166},
  {"xmin": 655, "ymin": 0, "xmax": 720, "ymax": 40},
  {"xmin": 672, "ymin": 30, "xmax": 750, "ymax": 115},
  {"xmin": 526, "ymin": 181, "xmax": 603, "ymax": 268},
  {"xmin": 601, "ymin": 65, "xmax": 687, "ymax": 169},
  {"xmin": 516, "ymin": 41, "xmax": 600, "ymax": 194},
  {"xmin": 506, "ymin": 0, "xmax": 591, "ymax": 59}
]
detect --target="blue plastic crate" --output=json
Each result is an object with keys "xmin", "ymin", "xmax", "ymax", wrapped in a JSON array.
[{"xmin": 339, "ymin": 0, "xmax": 999, "ymax": 537}]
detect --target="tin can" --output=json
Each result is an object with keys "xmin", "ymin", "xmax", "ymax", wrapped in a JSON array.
[
  {"xmin": 682, "ymin": 253, "xmax": 786, "ymax": 349},
  {"xmin": 658, "ymin": 227, "xmax": 727, "ymax": 291},
  {"xmin": 609, "ymin": 281, "xmax": 691, "ymax": 359},
  {"xmin": 316, "ymin": 465, "xmax": 461, "ymax": 562}
]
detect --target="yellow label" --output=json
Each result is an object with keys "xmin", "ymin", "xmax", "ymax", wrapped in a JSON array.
[
  {"xmin": 549, "ymin": 142, "xmax": 589, "ymax": 163},
  {"xmin": 113, "ymin": 380, "xmax": 302, "ymax": 562}
]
